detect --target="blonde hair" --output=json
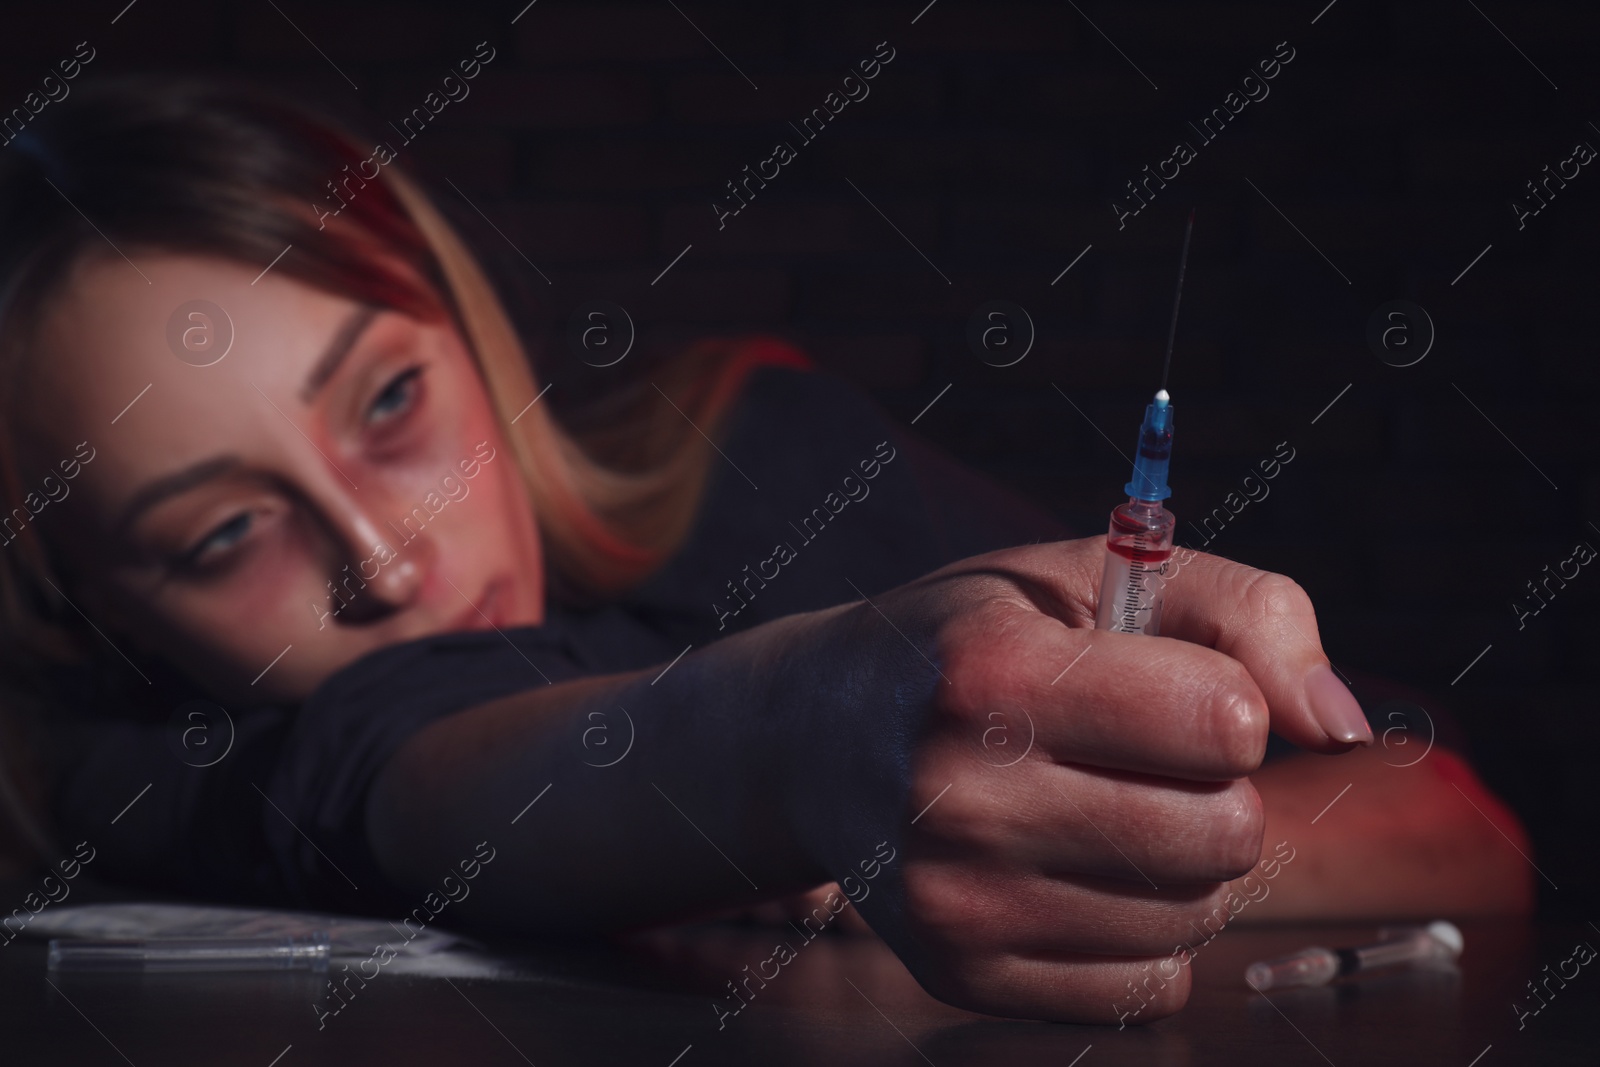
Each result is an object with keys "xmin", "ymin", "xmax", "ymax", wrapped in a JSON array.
[
  {"xmin": 0, "ymin": 78, "xmax": 812, "ymax": 874},
  {"xmin": 386, "ymin": 171, "xmax": 806, "ymax": 600}
]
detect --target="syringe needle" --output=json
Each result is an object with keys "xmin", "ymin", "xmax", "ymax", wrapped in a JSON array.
[{"xmin": 1160, "ymin": 208, "xmax": 1195, "ymax": 392}]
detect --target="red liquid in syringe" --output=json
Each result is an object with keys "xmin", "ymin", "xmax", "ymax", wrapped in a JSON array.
[
  {"xmin": 1105, "ymin": 537, "xmax": 1173, "ymax": 564},
  {"xmin": 1095, "ymin": 502, "xmax": 1175, "ymax": 635}
]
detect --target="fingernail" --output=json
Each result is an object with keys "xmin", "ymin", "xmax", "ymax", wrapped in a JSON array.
[{"xmin": 1303, "ymin": 664, "xmax": 1373, "ymax": 744}]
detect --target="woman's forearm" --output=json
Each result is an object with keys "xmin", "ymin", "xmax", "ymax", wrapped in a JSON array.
[
  {"xmin": 364, "ymin": 606, "xmax": 851, "ymax": 936},
  {"xmin": 1226, "ymin": 744, "xmax": 1535, "ymax": 922},
  {"xmin": 367, "ymin": 537, "xmax": 1510, "ymax": 1023}
]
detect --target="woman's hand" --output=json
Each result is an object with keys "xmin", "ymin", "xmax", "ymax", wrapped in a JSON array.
[
  {"xmin": 771, "ymin": 537, "xmax": 1372, "ymax": 1024},
  {"xmin": 370, "ymin": 534, "xmax": 1371, "ymax": 1027}
]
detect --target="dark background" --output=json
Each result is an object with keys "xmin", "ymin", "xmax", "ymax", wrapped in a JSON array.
[{"xmin": 5, "ymin": 1, "xmax": 1595, "ymax": 913}]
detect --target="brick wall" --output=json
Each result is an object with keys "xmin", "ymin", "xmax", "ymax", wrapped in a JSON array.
[{"xmin": 5, "ymin": 0, "xmax": 1596, "ymax": 909}]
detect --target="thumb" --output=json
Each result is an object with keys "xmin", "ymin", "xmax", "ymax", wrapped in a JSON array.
[{"xmin": 1158, "ymin": 553, "xmax": 1373, "ymax": 754}]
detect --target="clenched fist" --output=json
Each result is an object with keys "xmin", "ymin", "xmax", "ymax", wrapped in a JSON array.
[{"xmin": 771, "ymin": 537, "xmax": 1371, "ymax": 1023}]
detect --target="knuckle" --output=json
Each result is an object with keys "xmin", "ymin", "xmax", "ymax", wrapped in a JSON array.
[
  {"xmin": 1207, "ymin": 781, "xmax": 1265, "ymax": 878},
  {"xmin": 901, "ymin": 864, "xmax": 990, "ymax": 947},
  {"xmin": 937, "ymin": 629, "xmax": 988, "ymax": 721},
  {"xmin": 1201, "ymin": 670, "xmax": 1268, "ymax": 775},
  {"xmin": 939, "ymin": 599, "xmax": 1030, "ymax": 722},
  {"xmin": 1184, "ymin": 882, "xmax": 1244, "ymax": 941},
  {"xmin": 910, "ymin": 954, "xmax": 1001, "ymax": 1016},
  {"xmin": 910, "ymin": 773, "xmax": 996, "ymax": 850},
  {"xmin": 1129, "ymin": 964, "xmax": 1193, "ymax": 1019},
  {"xmin": 1245, "ymin": 569, "xmax": 1314, "ymax": 622}
]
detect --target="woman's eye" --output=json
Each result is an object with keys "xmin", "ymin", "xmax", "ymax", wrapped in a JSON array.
[
  {"xmin": 367, "ymin": 366, "xmax": 423, "ymax": 425},
  {"xmin": 183, "ymin": 512, "xmax": 253, "ymax": 568}
]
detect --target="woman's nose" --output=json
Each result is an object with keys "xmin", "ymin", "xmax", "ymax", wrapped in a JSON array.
[
  {"xmin": 318, "ymin": 493, "xmax": 435, "ymax": 621},
  {"xmin": 359, "ymin": 535, "xmax": 435, "ymax": 613}
]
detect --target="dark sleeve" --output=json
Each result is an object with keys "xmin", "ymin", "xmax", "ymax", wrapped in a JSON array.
[
  {"xmin": 49, "ymin": 705, "xmax": 297, "ymax": 906},
  {"xmin": 50, "ymin": 625, "xmax": 591, "ymax": 914}
]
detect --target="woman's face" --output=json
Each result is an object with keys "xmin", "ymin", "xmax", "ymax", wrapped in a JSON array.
[{"xmin": 18, "ymin": 252, "xmax": 545, "ymax": 704}]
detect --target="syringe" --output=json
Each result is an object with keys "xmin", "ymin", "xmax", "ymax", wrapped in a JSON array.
[
  {"xmin": 47, "ymin": 932, "xmax": 332, "ymax": 973},
  {"xmin": 1244, "ymin": 921, "xmax": 1464, "ymax": 991},
  {"xmin": 1094, "ymin": 211, "xmax": 1192, "ymax": 637}
]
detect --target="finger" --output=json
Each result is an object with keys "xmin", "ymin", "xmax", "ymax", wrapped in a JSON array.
[
  {"xmin": 915, "ymin": 757, "xmax": 1264, "ymax": 884},
  {"xmin": 1030, "ymin": 768, "xmax": 1262, "ymax": 885},
  {"xmin": 1156, "ymin": 551, "xmax": 1372, "ymax": 752},
  {"xmin": 1008, "ymin": 874, "xmax": 1244, "ymax": 958},
  {"xmin": 951, "ymin": 607, "xmax": 1270, "ymax": 780},
  {"xmin": 917, "ymin": 947, "xmax": 1192, "ymax": 1025},
  {"xmin": 911, "ymin": 861, "xmax": 1242, "ymax": 957}
]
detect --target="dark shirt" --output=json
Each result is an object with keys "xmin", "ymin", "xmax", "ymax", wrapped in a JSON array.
[{"xmin": 48, "ymin": 364, "xmax": 1074, "ymax": 914}]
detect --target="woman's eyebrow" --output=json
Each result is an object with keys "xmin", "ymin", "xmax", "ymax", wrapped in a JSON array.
[
  {"xmin": 113, "ymin": 455, "xmax": 244, "ymax": 538},
  {"xmin": 298, "ymin": 304, "xmax": 381, "ymax": 404}
]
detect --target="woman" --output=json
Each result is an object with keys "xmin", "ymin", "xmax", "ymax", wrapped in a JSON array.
[{"xmin": 0, "ymin": 77, "xmax": 1531, "ymax": 1024}]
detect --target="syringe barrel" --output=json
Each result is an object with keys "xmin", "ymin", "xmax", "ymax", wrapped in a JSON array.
[
  {"xmin": 1245, "ymin": 947, "xmax": 1339, "ymax": 991},
  {"xmin": 47, "ymin": 932, "xmax": 332, "ymax": 972},
  {"xmin": 1095, "ymin": 499, "xmax": 1176, "ymax": 635}
]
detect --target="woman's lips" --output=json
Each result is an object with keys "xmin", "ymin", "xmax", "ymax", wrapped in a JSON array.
[{"xmin": 447, "ymin": 579, "xmax": 508, "ymax": 633}]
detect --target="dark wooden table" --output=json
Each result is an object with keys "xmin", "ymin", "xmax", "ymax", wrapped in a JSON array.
[{"xmin": 2, "ymin": 880, "xmax": 1594, "ymax": 1065}]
